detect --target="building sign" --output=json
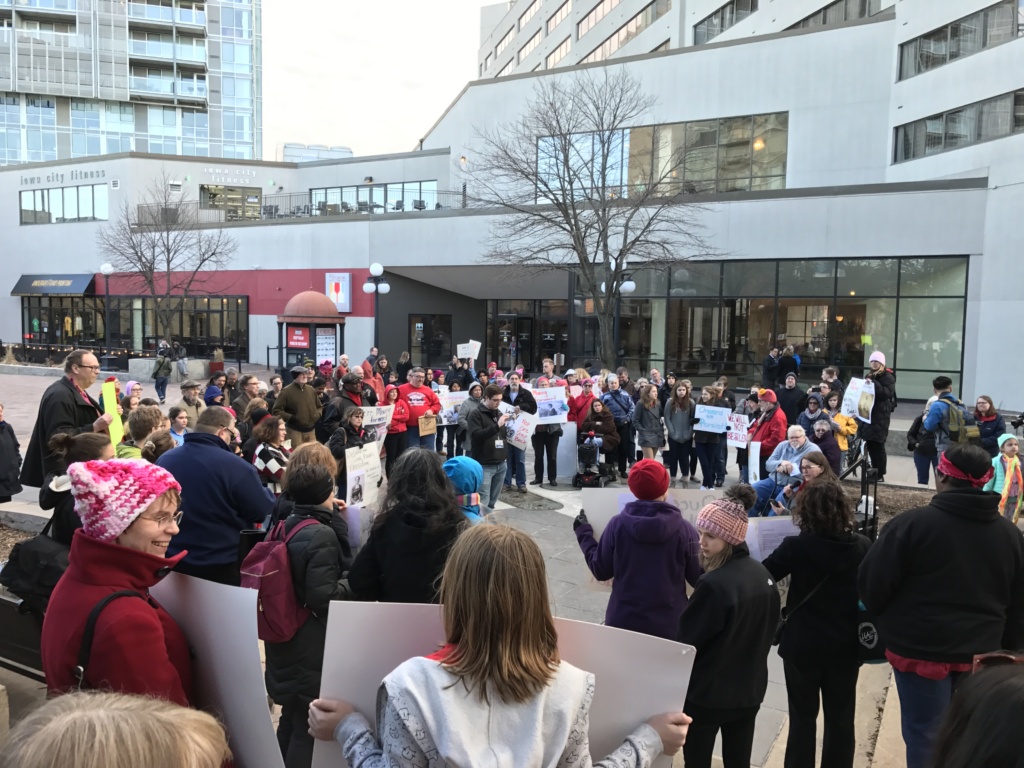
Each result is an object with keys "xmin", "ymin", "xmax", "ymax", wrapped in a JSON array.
[
  {"xmin": 315, "ymin": 327, "xmax": 336, "ymax": 364},
  {"xmin": 288, "ymin": 326, "xmax": 310, "ymax": 349},
  {"xmin": 20, "ymin": 169, "xmax": 107, "ymax": 186},
  {"xmin": 10, "ymin": 274, "xmax": 95, "ymax": 296},
  {"xmin": 203, "ymin": 166, "xmax": 260, "ymax": 185},
  {"xmin": 325, "ymin": 272, "xmax": 352, "ymax": 313}
]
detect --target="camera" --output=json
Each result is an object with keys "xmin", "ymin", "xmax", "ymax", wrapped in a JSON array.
[{"xmin": 1012, "ymin": 413, "xmax": 1024, "ymax": 430}]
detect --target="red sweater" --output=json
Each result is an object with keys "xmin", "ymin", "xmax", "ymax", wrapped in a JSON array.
[
  {"xmin": 41, "ymin": 530, "xmax": 194, "ymax": 706},
  {"xmin": 569, "ymin": 393, "xmax": 595, "ymax": 429},
  {"xmin": 749, "ymin": 405, "xmax": 789, "ymax": 457},
  {"xmin": 398, "ymin": 383, "xmax": 440, "ymax": 427}
]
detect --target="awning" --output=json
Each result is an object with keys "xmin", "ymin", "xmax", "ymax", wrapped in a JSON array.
[{"xmin": 10, "ymin": 274, "xmax": 95, "ymax": 296}]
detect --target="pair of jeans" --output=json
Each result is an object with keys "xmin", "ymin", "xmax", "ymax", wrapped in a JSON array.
[
  {"xmin": 383, "ymin": 430, "xmax": 408, "ymax": 478},
  {"xmin": 751, "ymin": 477, "xmax": 788, "ymax": 516},
  {"xmin": 531, "ymin": 430, "xmax": 560, "ymax": 483},
  {"xmin": 435, "ymin": 424, "xmax": 456, "ymax": 454},
  {"xmin": 783, "ymin": 657, "xmax": 859, "ymax": 768},
  {"xmin": 665, "ymin": 437, "xmax": 691, "ymax": 480},
  {"xmin": 682, "ymin": 704, "xmax": 759, "ymax": 768},
  {"xmin": 480, "ymin": 462, "xmax": 507, "ymax": 512},
  {"xmin": 276, "ymin": 695, "xmax": 314, "ymax": 768},
  {"xmin": 893, "ymin": 668, "xmax": 964, "ymax": 768},
  {"xmin": 865, "ymin": 438, "xmax": 888, "ymax": 478},
  {"xmin": 154, "ymin": 376, "xmax": 169, "ymax": 402},
  {"xmin": 505, "ymin": 445, "xmax": 526, "ymax": 488},
  {"xmin": 406, "ymin": 424, "xmax": 436, "ymax": 450},
  {"xmin": 694, "ymin": 442, "xmax": 718, "ymax": 488},
  {"xmin": 912, "ymin": 451, "xmax": 937, "ymax": 485}
]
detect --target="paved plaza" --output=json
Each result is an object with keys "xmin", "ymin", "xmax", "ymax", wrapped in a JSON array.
[{"xmin": 0, "ymin": 369, "xmax": 908, "ymax": 766}]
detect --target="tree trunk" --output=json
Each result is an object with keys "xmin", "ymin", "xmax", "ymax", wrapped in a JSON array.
[{"xmin": 596, "ymin": 307, "xmax": 616, "ymax": 369}]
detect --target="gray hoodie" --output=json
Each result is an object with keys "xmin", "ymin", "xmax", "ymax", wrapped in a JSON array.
[{"xmin": 457, "ymin": 391, "xmax": 484, "ymax": 453}]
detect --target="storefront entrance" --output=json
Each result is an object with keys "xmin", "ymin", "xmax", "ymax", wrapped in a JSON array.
[{"xmin": 488, "ymin": 300, "xmax": 568, "ymax": 375}]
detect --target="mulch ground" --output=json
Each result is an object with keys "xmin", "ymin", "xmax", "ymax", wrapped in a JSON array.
[
  {"xmin": 840, "ymin": 480, "xmax": 933, "ymax": 529},
  {"xmin": 0, "ymin": 525, "xmax": 32, "ymax": 562}
]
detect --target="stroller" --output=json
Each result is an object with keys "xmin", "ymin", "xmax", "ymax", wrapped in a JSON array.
[{"xmin": 572, "ymin": 432, "xmax": 613, "ymax": 488}]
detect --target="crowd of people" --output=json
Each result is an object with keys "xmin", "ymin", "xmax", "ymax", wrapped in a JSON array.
[{"xmin": 1, "ymin": 345, "xmax": 1023, "ymax": 768}]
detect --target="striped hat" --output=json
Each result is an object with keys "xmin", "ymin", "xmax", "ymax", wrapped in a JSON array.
[
  {"xmin": 696, "ymin": 498, "xmax": 749, "ymax": 547},
  {"xmin": 68, "ymin": 459, "xmax": 180, "ymax": 542}
]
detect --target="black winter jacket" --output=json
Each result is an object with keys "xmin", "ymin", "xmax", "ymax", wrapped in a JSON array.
[
  {"xmin": 264, "ymin": 503, "xmax": 353, "ymax": 701},
  {"xmin": 763, "ymin": 530, "xmax": 871, "ymax": 665},
  {"xmin": 762, "ymin": 354, "xmax": 779, "ymax": 388},
  {"xmin": 678, "ymin": 545, "xmax": 780, "ymax": 710},
  {"xmin": 39, "ymin": 473, "xmax": 78, "ymax": 545},
  {"xmin": 0, "ymin": 421, "xmax": 22, "ymax": 496},
  {"xmin": 466, "ymin": 403, "xmax": 507, "ymax": 466},
  {"xmin": 777, "ymin": 356, "xmax": 799, "ymax": 384},
  {"xmin": 318, "ymin": 389, "xmax": 375, "ymax": 443},
  {"xmin": 348, "ymin": 506, "xmax": 466, "ymax": 604},
  {"xmin": 907, "ymin": 414, "xmax": 937, "ymax": 457},
  {"xmin": 858, "ymin": 369, "xmax": 896, "ymax": 442},
  {"xmin": 21, "ymin": 377, "xmax": 101, "ymax": 488},
  {"xmin": 858, "ymin": 488, "xmax": 1024, "ymax": 663},
  {"xmin": 502, "ymin": 385, "xmax": 537, "ymax": 415},
  {"xmin": 775, "ymin": 386, "xmax": 804, "ymax": 426}
]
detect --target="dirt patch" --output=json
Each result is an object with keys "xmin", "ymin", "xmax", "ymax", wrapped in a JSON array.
[
  {"xmin": 499, "ymin": 487, "xmax": 564, "ymax": 512},
  {"xmin": 841, "ymin": 480, "xmax": 933, "ymax": 529},
  {"xmin": 0, "ymin": 524, "xmax": 33, "ymax": 562}
]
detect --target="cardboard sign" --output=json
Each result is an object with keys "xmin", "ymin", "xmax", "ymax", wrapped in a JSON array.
[
  {"xmin": 749, "ymin": 441, "xmax": 762, "ymax": 483},
  {"xmin": 694, "ymin": 404, "xmax": 731, "ymax": 433},
  {"xmin": 508, "ymin": 411, "xmax": 538, "ymax": 450},
  {"xmin": 533, "ymin": 388, "xmax": 570, "ymax": 425},
  {"xmin": 727, "ymin": 413, "xmax": 750, "ymax": 448},
  {"xmin": 456, "ymin": 339, "xmax": 481, "ymax": 360},
  {"xmin": 438, "ymin": 391, "xmax": 469, "ymax": 426},
  {"xmin": 345, "ymin": 443, "xmax": 382, "ymax": 506},
  {"xmin": 313, "ymin": 603, "xmax": 694, "ymax": 768},
  {"xmin": 101, "ymin": 380, "xmax": 124, "ymax": 447},
  {"xmin": 417, "ymin": 413, "xmax": 437, "ymax": 436},
  {"xmin": 287, "ymin": 326, "xmax": 309, "ymax": 349},
  {"xmin": 150, "ymin": 574, "xmax": 284, "ymax": 768},
  {"xmin": 842, "ymin": 377, "xmax": 875, "ymax": 423}
]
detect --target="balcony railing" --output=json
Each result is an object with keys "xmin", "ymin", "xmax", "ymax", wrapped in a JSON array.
[
  {"xmin": 127, "ymin": 3, "xmax": 207, "ymax": 26},
  {"xmin": 176, "ymin": 78, "xmax": 207, "ymax": 98},
  {"xmin": 129, "ymin": 75, "xmax": 207, "ymax": 98},
  {"xmin": 175, "ymin": 7, "xmax": 205, "ymax": 25},
  {"xmin": 129, "ymin": 39, "xmax": 206, "ymax": 63},
  {"xmin": 136, "ymin": 189, "xmax": 471, "ymax": 227},
  {"xmin": 15, "ymin": 0, "xmax": 78, "ymax": 10},
  {"xmin": 176, "ymin": 44, "xmax": 206, "ymax": 63}
]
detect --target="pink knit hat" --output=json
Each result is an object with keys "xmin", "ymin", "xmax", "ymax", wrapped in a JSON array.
[
  {"xmin": 68, "ymin": 459, "xmax": 181, "ymax": 543},
  {"xmin": 869, "ymin": 351, "xmax": 886, "ymax": 366},
  {"xmin": 696, "ymin": 498, "xmax": 749, "ymax": 547}
]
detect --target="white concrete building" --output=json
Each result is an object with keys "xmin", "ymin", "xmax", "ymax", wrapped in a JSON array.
[{"xmin": 2, "ymin": 2, "xmax": 1022, "ymax": 407}]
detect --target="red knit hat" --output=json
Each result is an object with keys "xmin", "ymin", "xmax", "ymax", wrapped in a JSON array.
[
  {"xmin": 627, "ymin": 459, "xmax": 671, "ymax": 500},
  {"xmin": 696, "ymin": 498, "xmax": 749, "ymax": 546},
  {"xmin": 69, "ymin": 459, "xmax": 180, "ymax": 542},
  {"xmin": 758, "ymin": 388, "xmax": 777, "ymax": 403}
]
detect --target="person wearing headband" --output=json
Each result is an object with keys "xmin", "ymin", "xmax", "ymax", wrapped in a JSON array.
[{"xmin": 858, "ymin": 443, "xmax": 1024, "ymax": 768}]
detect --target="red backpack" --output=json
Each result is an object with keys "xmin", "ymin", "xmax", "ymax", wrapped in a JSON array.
[{"xmin": 240, "ymin": 518, "xmax": 320, "ymax": 643}]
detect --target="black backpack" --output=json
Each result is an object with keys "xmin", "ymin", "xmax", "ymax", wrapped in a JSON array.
[{"xmin": 0, "ymin": 518, "xmax": 69, "ymax": 616}]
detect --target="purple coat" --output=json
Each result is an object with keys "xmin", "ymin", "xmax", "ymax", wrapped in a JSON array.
[
  {"xmin": 575, "ymin": 499, "xmax": 702, "ymax": 640},
  {"xmin": 810, "ymin": 429, "xmax": 842, "ymax": 475}
]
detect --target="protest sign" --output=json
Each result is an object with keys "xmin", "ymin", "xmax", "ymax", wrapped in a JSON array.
[
  {"xmin": 744, "ymin": 516, "xmax": 800, "ymax": 562},
  {"xmin": 749, "ymin": 442, "xmax": 761, "ymax": 483},
  {"xmin": 508, "ymin": 411, "xmax": 537, "ymax": 450},
  {"xmin": 842, "ymin": 378, "xmax": 875, "ymax": 423},
  {"xmin": 313, "ymin": 603, "xmax": 694, "ymax": 768},
  {"xmin": 533, "ymin": 387, "xmax": 570, "ymax": 424},
  {"xmin": 345, "ymin": 443, "xmax": 382, "ymax": 506},
  {"xmin": 727, "ymin": 413, "xmax": 750, "ymax": 448},
  {"xmin": 556, "ymin": 421, "xmax": 578, "ymax": 479},
  {"xmin": 456, "ymin": 339, "xmax": 481, "ymax": 360},
  {"xmin": 151, "ymin": 573, "xmax": 284, "ymax": 768},
  {"xmin": 694, "ymin": 405, "xmax": 731, "ymax": 433},
  {"xmin": 569, "ymin": 385, "xmax": 583, "ymax": 399},
  {"xmin": 101, "ymin": 380, "xmax": 124, "ymax": 447},
  {"xmin": 437, "ymin": 391, "xmax": 469, "ymax": 426},
  {"xmin": 359, "ymin": 405, "xmax": 393, "ymax": 448}
]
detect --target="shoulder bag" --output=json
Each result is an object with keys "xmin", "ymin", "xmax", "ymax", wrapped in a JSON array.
[
  {"xmin": 773, "ymin": 574, "xmax": 830, "ymax": 646},
  {"xmin": 74, "ymin": 590, "xmax": 146, "ymax": 689}
]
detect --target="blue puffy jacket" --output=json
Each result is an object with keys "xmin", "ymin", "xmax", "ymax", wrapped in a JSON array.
[{"xmin": 602, "ymin": 389, "xmax": 635, "ymax": 425}]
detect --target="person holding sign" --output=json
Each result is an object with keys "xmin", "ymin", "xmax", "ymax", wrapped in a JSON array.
[
  {"xmin": 694, "ymin": 386, "xmax": 728, "ymax": 490},
  {"xmin": 466, "ymin": 385, "xmax": 511, "ymax": 512},
  {"xmin": 309, "ymin": 524, "xmax": 692, "ymax": 764},
  {"xmin": 398, "ymin": 368, "xmax": 441, "ymax": 450},
  {"xmin": 860, "ymin": 351, "xmax": 897, "ymax": 482},
  {"xmin": 531, "ymin": 378, "xmax": 561, "ymax": 487},
  {"xmin": 502, "ymin": 373, "xmax": 537, "ymax": 494}
]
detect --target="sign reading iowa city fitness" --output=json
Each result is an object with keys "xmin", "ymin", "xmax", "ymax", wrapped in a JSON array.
[
  {"xmin": 20, "ymin": 168, "xmax": 107, "ymax": 186},
  {"xmin": 288, "ymin": 326, "xmax": 310, "ymax": 349}
]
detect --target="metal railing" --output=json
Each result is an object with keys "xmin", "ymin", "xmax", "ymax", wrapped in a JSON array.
[
  {"xmin": 129, "ymin": 75, "xmax": 207, "ymax": 98},
  {"xmin": 129, "ymin": 39, "xmax": 207, "ymax": 63},
  {"xmin": 137, "ymin": 189, "xmax": 470, "ymax": 226},
  {"xmin": 15, "ymin": 0, "xmax": 77, "ymax": 9},
  {"xmin": 127, "ymin": 3, "xmax": 207, "ymax": 25}
]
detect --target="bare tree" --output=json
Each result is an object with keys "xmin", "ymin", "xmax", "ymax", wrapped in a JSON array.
[
  {"xmin": 466, "ymin": 69, "xmax": 718, "ymax": 364},
  {"xmin": 96, "ymin": 173, "xmax": 237, "ymax": 348}
]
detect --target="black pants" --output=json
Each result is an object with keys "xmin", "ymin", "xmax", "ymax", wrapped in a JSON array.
[
  {"xmin": 865, "ymin": 439, "xmax": 888, "ymax": 478},
  {"xmin": 690, "ymin": 443, "xmax": 699, "ymax": 477},
  {"xmin": 683, "ymin": 704, "xmax": 759, "ymax": 768},
  {"xmin": 783, "ymin": 657, "xmax": 859, "ymax": 768},
  {"xmin": 435, "ymin": 424, "xmax": 456, "ymax": 455},
  {"xmin": 613, "ymin": 422, "xmax": 631, "ymax": 474},
  {"xmin": 384, "ymin": 430, "xmax": 408, "ymax": 478},
  {"xmin": 276, "ymin": 695, "xmax": 314, "ymax": 768},
  {"xmin": 531, "ymin": 431, "xmax": 560, "ymax": 483},
  {"xmin": 666, "ymin": 437, "xmax": 691, "ymax": 479}
]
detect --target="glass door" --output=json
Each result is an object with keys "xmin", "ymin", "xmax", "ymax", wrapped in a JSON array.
[{"xmin": 496, "ymin": 314, "xmax": 517, "ymax": 371}]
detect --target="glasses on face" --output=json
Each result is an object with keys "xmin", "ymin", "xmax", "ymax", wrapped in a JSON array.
[
  {"xmin": 800, "ymin": 464, "xmax": 818, "ymax": 473},
  {"xmin": 140, "ymin": 510, "xmax": 183, "ymax": 527},
  {"xmin": 788, "ymin": 436, "xmax": 803, "ymax": 443},
  {"xmin": 76, "ymin": 364, "xmax": 101, "ymax": 371}
]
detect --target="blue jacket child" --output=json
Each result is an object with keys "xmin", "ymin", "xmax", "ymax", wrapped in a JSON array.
[{"xmin": 573, "ymin": 458, "xmax": 702, "ymax": 640}]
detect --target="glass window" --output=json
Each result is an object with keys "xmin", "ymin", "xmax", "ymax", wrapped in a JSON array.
[
  {"xmin": 833, "ymin": 297, "xmax": 897, "ymax": 373},
  {"xmin": 720, "ymin": 297, "xmax": 775, "ymax": 388},
  {"xmin": 778, "ymin": 260, "xmax": 835, "ymax": 296},
  {"xmin": 628, "ymin": 268, "xmax": 669, "ymax": 296},
  {"xmin": 717, "ymin": 116, "xmax": 753, "ymax": 190},
  {"xmin": 684, "ymin": 120, "xmax": 718, "ymax": 191},
  {"xmin": 897, "ymin": 298, "xmax": 964, "ymax": 372},
  {"xmin": 949, "ymin": 11, "xmax": 983, "ymax": 59},
  {"xmin": 669, "ymin": 262, "xmax": 721, "ymax": 297},
  {"xmin": 837, "ymin": 259, "xmax": 898, "ymax": 297},
  {"xmin": 78, "ymin": 185, "xmax": 93, "ymax": 219},
  {"xmin": 665, "ymin": 299, "xmax": 721, "ymax": 377},
  {"xmin": 723, "ymin": 260, "xmax": 776, "ymax": 296},
  {"xmin": 751, "ymin": 112, "xmax": 788, "ymax": 181},
  {"xmin": 985, "ymin": 1, "xmax": 1016, "ymax": 45},
  {"xmin": 93, "ymin": 184, "xmax": 109, "ymax": 220},
  {"xmin": 64, "ymin": 187, "xmax": 79, "ymax": 219},
  {"xmin": 899, "ymin": 257, "xmax": 967, "ymax": 296},
  {"xmin": 620, "ymin": 298, "xmax": 665, "ymax": 373}
]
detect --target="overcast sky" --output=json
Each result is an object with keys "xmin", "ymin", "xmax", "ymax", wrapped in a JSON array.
[{"xmin": 261, "ymin": 0, "xmax": 499, "ymax": 159}]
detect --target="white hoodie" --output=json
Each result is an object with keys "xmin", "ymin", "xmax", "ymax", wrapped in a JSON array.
[{"xmin": 336, "ymin": 657, "xmax": 662, "ymax": 767}]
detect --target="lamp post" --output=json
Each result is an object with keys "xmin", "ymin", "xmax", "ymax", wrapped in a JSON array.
[
  {"xmin": 100, "ymin": 262, "xmax": 114, "ymax": 364},
  {"xmin": 362, "ymin": 263, "xmax": 390, "ymax": 348}
]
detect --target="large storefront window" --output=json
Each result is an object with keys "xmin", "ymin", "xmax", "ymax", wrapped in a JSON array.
[{"xmin": 409, "ymin": 314, "xmax": 453, "ymax": 369}]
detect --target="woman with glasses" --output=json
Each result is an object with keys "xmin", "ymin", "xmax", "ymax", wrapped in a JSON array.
[{"xmin": 40, "ymin": 459, "xmax": 195, "ymax": 707}]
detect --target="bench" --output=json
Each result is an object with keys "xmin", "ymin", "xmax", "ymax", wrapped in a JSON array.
[{"xmin": 0, "ymin": 591, "xmax": 44, "ymax": 684}]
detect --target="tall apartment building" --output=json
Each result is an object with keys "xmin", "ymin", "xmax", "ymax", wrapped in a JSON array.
[
  {"xmin": 0, "ymin": 0, "xmax": 261, "ymax": 164},
  {"xmin": 478, "ymin": 0, "xmax": 891, "ymax": 78}
]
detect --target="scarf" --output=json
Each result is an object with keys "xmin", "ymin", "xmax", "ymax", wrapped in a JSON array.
[
  {"xmin": 999, "ymin": 454, "xmax": 1024, "ymax": 522},
  {"xmin": 937, "ymin": 453, "xmax": 994, "ymax": 487}
]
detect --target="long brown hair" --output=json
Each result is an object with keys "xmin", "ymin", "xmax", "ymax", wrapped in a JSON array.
[
  {"xmin": 439, "ymin": 525, "xmax": 559, "ymax": 704},
  {"xmin": 669, "ymin": 381, "xmax": 692, "ymax": 413},
  {"xmin": 639, "ymin": 383, "xmax": 658, "ymax": 409}
]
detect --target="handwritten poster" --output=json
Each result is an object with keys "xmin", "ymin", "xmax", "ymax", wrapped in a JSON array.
[
  {"xmin": 438, "ymin": 391, "xmax": 468, "ymax": 426},
  {"xmin": 509, "ymin": 412, "xmax": 538, "ymax": 450},
  {"xmin": 456, "ymin": 339, "xmax": 481, "ymax": 360},
  {"xmin": 842, "ymin": 378, "xmax": 875, "ymax": 424},
  {"xmin": 694, "ymin": 405, "xmax": 731, "ymax": 433},
  {"xmin": 345, "ymin": 443, "xmax": 382, "ymax": 506},
  {"xmin": 533, "ymin": 388, "xmax": 570, "ymax": 425},
  {"xmin": 359, "ymin": 405, "xmax": 393, "ymax": 448},
  {"xmin": 102, "ymin": 380, "xmax": 124, "ymax": 447},
  {"xmin": 727, "ymin": 413, "xmax": 750, "ymax": 448}
]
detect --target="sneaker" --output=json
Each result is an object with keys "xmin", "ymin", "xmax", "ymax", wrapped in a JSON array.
[{"xmin": 517, "ymin": 485, "xmax": 527, "ymax": 494}]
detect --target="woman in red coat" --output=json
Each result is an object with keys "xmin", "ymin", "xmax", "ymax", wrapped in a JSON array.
[
  {"xmin": 749, "ymin": 389, "xmax": 789, "ymax": 482},
  {"xmin": 41, "ymin": 459, "xmax": 194, "ymax": 706},
  {"xmin": 568, "ymin": 378, "xmax": 597, "ymax": 429}
]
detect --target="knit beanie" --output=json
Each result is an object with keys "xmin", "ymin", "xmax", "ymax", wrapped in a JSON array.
[
  {"xmin": 696, "ymin": 498, "xmax": 749, "ymax": 546},
  {"xmin": 204, "ymin": 385, "xmax": 223, "ymax": 406},
  {"xmin": 68, "ymin": 459, "xmax": 181, "ymax": 543},
  {"xmin": 627, "ymin": 458, "xmax": 671, "ymax": 501},
  {"xmin": 250, "ymin": 407, "xmax": 271, "ymax": 425},
  {"xmin": 998, "ymin": 433, "xmax": 1019, "ymax": 450},
  {"xmin": 869, "ymin": 351, "xmax": 886, "ymax": 366},
  {"xmin": 758, "ymin": 388, "xmax": 777, "ymax": 403}
]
